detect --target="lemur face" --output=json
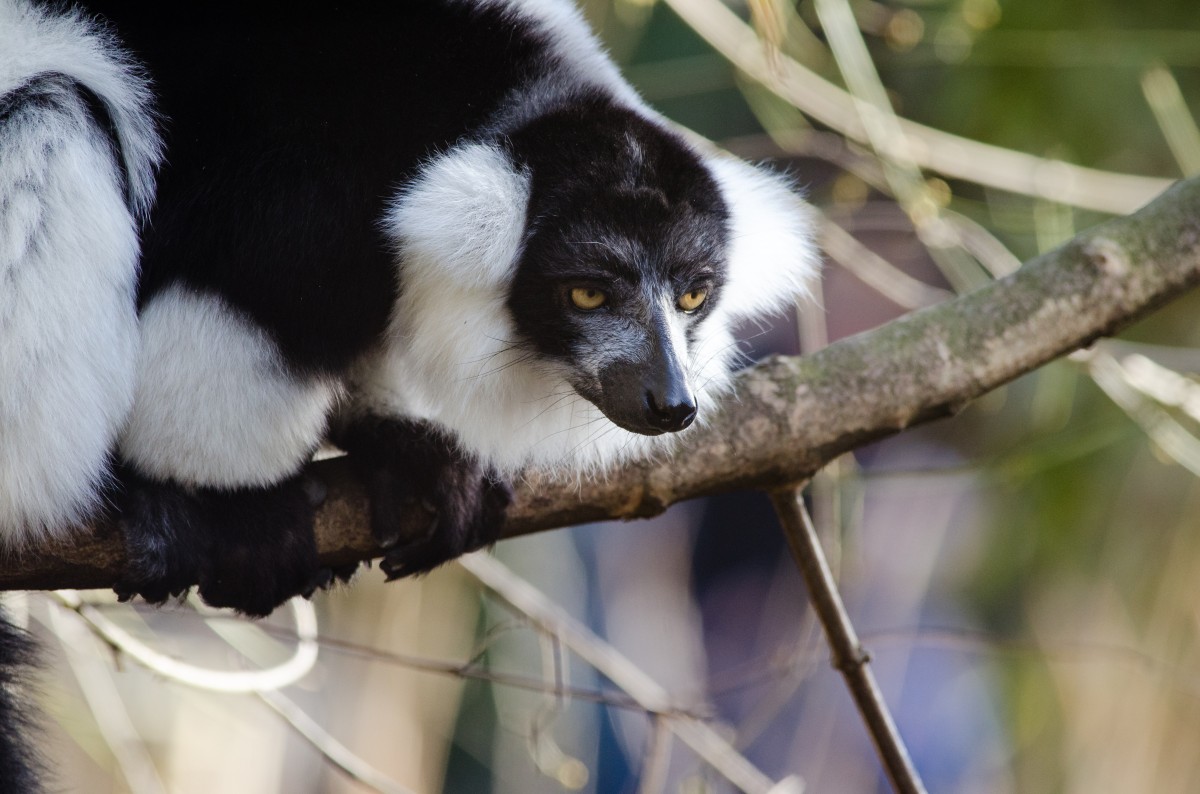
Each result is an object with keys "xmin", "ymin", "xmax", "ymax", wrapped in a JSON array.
[{"xmin": 505, "ymin": 103, "xmax": 730, "ymax": 436}]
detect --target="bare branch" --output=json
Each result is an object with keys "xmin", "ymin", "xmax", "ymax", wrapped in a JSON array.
[
  {"xmin": 3, "ymin": 176, "xmax": 1200, "ymax": 592},
  {"xmin": 769, "ymin": 490, "xmax": 926, "ymax": 794},
  {"xmin": 662, "ymin": 0, "xmax": 1171, "ymax": 214},
  {"xmin": 458, "ymin": 553, "xmax": 798, "ymax": 794}
]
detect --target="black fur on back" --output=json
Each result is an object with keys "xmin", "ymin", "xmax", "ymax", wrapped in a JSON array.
[
  {"xmin": 0, "ymin": 616, "xmax": 41, "ymax": 794},
  {"xmin": 79, "ymin": 0, "xmax": 556, "ymax": 378}
]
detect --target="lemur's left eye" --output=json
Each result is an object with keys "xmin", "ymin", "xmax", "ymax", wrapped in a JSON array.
[
  {"xmin": 570, "ymin": 287, "xmax": 607, "ymax": 310},
  {"xmin": 677, "ymin": 288, "xmax": 708, "ymax": 313}
]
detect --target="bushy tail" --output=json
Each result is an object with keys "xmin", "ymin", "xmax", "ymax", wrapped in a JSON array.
[
  {"xmin": 0, "ymin": 614, "xmax": 41, "ymax": 794},
  {"xmin": 0, "ymin": 0, "xmax": 160, "ymax": 546},
  {"xmin": 0, "ymin": 2, "xmax": 162, "ymax": 780}
]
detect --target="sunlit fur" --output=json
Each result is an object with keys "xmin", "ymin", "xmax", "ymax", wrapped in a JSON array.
[{"xmin": 122, "ymin": 286, "xmax": 342, "ymax": 488}]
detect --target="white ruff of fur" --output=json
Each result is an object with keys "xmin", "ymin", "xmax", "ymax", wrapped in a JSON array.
[
  {"xmin": 369, "ymin": 136, "xmax": 811, "ymax": 479},
  {"xmin": 122, "ymin": 287, "xmax": 342, "ymax": 488},
  {"xmin": 0, "ymin": 84, "xmax": 139, "ymax": 544},
  {"xmin": 0, "ymin": 1, "xmax": 159, "ymax": 544},
  {"xmin": 705, "ymin": 156, "xmax": 820, "ymax": 321}
]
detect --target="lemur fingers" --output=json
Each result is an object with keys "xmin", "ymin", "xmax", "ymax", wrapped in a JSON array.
[{"xmin": 333, "ymin": 415, "xmax": 513, "ymax": 579}]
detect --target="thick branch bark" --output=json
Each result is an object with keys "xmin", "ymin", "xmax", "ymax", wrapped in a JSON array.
[{"xmin": 5, "ymin": 177, "xmax": 1200, "ymax": 592}]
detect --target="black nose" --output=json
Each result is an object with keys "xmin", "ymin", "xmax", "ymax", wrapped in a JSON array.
[{"xmin": 645, "ymin": 390, "xmax": 697, "ymax": 433}]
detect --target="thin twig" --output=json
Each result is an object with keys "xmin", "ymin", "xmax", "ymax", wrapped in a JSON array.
[
  {"xmin": 818, "ymin": 218, "xmax": 953, "ymax": 309},
  {"xmin": 51, "ymin": 592, "xmax": 415, "ymax": 793},
  {"xmin": 813, "ymin": 0, "xmax": 986, "ymax": 291},
  {"xmin": 51, "ymin": 591, "xmax": 319, "ymax": 693},
  {"xmin": 768, "ymin": 489, "xmax": 927, "ymax": 794},
  {"xmin": 457, "ymin": 552, "xmax": 801, "ymax": 794},
  {"xmin": 1141, "ymin": 63, "xmax": 1200, "ymax": 177},
  {"xmin": 1082, "ymin": 348, "xmax": 1200, "ymax": 476},
  {"xmin": 637, "ymin": 717, "xmax": 673, "ymax": 794},
  {"xmin": 662, "ymin": 0, "xmax": 1170, "ymax": 214},
  {"xmin": 257, "ymin": 689, "xmax": 416, "ymax": 794},
  {"xmin": 41, "ymin": 602, "xmax": 169, "ymax": 794}
]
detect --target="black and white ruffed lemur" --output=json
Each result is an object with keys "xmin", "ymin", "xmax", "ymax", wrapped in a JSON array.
[{"xmin": 0, "ymin": 0, "xmax": 819, "ymax": 787}]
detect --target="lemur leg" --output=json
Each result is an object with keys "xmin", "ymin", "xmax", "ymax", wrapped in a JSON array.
[
  {"xmin": 115, "ymin": 467, "xmax": 207, "ymax": 606},
  {"xmin": 118, "ymin": 286, "xmax": 347, "ymax": 615},
  {"xmin": 332, "ymin": 415, "xmax": 512, "ymax": 579}
]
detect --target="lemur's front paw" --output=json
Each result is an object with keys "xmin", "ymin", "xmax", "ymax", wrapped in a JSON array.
[
  {"xmin": 335, "ymin": 416, "xmax": 512, "ymax": 579},
  {"xmin": 378, "ymin": 468, "xmax": 512, "ymax": 580}
]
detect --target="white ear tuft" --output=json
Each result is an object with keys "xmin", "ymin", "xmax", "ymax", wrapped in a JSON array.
[
  {"xmin": 706, "ymin": 156, "xmax": 820, "ymax": 321},
  {"xmin": 385, "ymin": 142, "xmax": 530, "ymax": 291}
]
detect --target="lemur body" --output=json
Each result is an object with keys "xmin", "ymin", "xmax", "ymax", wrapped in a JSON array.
[{"xmin": 0, "ymin": 1, "xmax": 817, "ymax": 787}]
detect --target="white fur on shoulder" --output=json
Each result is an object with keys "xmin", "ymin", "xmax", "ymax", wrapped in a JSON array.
[
  {"xmin": 705, "ymin": 156, "xmax": 820, "ymax": 322},
  {"xmin": 0, "ymin": 0, "xmax": 161, "ymax": 216},
  {"xmin": 0, "ymin": 83, "xmax": 139, "ymax": 545},
  {"xmin": 385, "ymin": 142, "xmax": 531, "ymax": 292},
  {"xmin": 122, "ymin": 287, "xmax": 342, "ymax": 489}
]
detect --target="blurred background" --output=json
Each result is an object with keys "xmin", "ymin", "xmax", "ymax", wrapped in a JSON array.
[{"xmin": 16, "ymin": 0, "xmax": 1200, "ymax": 791}]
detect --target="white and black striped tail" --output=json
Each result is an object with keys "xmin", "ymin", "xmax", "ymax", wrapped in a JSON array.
[{"xmin": 0, "ymin": 0, "xmax": 159, "ymax": 546}]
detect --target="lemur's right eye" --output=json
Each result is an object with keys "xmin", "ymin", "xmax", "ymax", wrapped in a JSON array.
[{"xmin": 570, "ymin": 287, "xmax": 607, "ymax": 310}]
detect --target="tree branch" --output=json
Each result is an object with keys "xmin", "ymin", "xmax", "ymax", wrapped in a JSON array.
[
  {"xmin": 770, "ymin": 489, "xmax": 926, "ymax": 794},
  {"xmin": 5, "ymin": 176, "xmax": 1200, "ymax": 593}
]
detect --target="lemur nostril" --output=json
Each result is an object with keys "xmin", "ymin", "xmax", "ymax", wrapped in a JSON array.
[{"xmin": 645, "ymin": 390, "xmax": 698, "ymax": 432}]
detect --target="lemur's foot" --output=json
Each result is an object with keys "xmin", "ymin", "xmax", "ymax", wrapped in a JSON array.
[
  {"xmin": 115, "ymin": 469, "xmax": 206, "ymax": 606},
  {"xmin": 334, "ymin": 416, "xmax": 512, "ymax": 579},
  {"xmin": 194, "ymin": 477, "xmax": 320, "ymax": 617},
  {"xmin": 116, "ymin": 469, "xmax": 328, "ymax": 617}
]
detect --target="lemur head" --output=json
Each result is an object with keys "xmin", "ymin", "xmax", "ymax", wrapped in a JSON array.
[
  {"xmin": 388, "ymin": 97, "xmax": 816, "ymax": 473},
  {"xmin": 504, "ymin": 102, "xmax": 729, "ymax": 436}
]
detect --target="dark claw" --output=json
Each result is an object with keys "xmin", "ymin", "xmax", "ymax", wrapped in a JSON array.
[
  {"xmin": 301, "ymin": 562, "xmax": 360, "ymax": 598},
  {"xmin": 374, "ymin": 525, "xmax": 402, "ymax": 549},
  {"xmin": 302, "ymin": 568, "xmax": 334, "ymax": 598}
]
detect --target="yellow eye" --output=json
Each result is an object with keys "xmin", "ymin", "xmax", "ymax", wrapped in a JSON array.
[
  {"xmin": 677, "ymin": 288, "xmax": 708, "ymax": 312},
  {"xmin": 570, "ymin": 287, "xmax": 607, "ymax": 310}
]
